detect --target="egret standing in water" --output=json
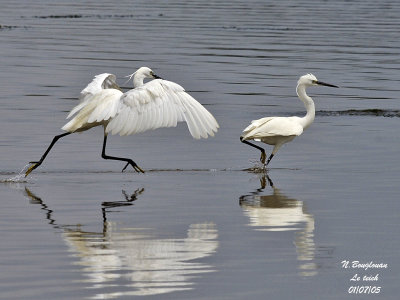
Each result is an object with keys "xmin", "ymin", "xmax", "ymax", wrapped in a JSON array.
[
  {"xmin": 240, "ymin": 74, "xmax": 338, "ymax": 167},
  {"xmin": 25, "ymin": 67, "xmax": 219, "ymax": 176}
]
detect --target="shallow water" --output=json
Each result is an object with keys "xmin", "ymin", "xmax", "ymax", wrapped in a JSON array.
[{"xmin": 1, "ymin": 0, "xmax": 400, "ymax": 299}]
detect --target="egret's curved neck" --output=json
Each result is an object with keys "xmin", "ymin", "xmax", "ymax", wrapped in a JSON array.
[
  {"xmin": 296, "ymin": 84, "xmax": 315, "ymax": 130},
  {"xmin": 133, "ymin": 74, "xmax": 145, "ymax": 88}
]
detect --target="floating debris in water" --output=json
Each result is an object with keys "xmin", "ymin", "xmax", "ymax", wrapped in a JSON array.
[
  {"xmin": 0, "ymin": 24, "xmax": 19, "ymax": 30},
  {"xmin": 32, "ymin": 14, "xmax": 155, "ymax": 19},
  {"xmin": 318, "ymin": 109, "xmax": 400, "ymax": 118},
  {"xmin": 34, "ymin": 14, "xmax": 83, "ymax": 19}
]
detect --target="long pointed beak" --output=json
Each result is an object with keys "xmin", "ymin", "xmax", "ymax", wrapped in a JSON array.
[
  {"xmin": 316, "ymin": 81, "xmax": 339, "ymax": 88},
  {"xmin": 153, "ymin": 74, "xmax": 162, "ymax": 79}
]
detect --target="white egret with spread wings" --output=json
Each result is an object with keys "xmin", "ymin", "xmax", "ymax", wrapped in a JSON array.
[
  {"xmin": 25, "ymin": 67, "xmax": 219, "ymax": 176},
  {"xmin": 240, "ymin": 74, "xmax": 338, "ymax": 167}
]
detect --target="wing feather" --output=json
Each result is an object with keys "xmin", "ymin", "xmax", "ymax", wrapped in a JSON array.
[
  {"xmin": 67, "ymin": 73, "xmax": 118, "ymax": 119},
  {"xmin": 154, "ymin": 102, "xmax": 163, "ymax": 128},
  {"xmin": 105, "ymin": 79, "xmax": 219, "ymax": 138},
  {"xmin": 130, "ymin": 110, "xmax": 140, "ymax": 135},
  {"xmin": 241, "ymin": 116, "xmax": 303, "ymax": 140},
  {"xmin": 188, "ymin": 94, "xmax": 216, "ymax": 135},
  {"xmin": 182, "ymin": 102, "xmax": 201, "ymax": 139},
  {"xmin": 62, "ymin": 89, "xmax": 122, "ymax": 133},
  {"xmin": 121, "ymin": 109, "xmax": 134, "ymax": 136},
  {"xmin": 168, "ymin": 96, "xmax": 178, "ymax": 127},
  {"xmin": 180, "ymin": 93, "xmax": 218, "ymax": 137}
]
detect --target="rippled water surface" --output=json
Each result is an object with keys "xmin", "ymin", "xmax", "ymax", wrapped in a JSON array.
[{"xmin": 1, "ymin": 0, "xmax": 400, "ymax": 299}]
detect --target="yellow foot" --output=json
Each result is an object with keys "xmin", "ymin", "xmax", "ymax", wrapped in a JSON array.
[
  {"xmin": 25, "ymin": 162, "xmax": 39, "ymax": 177},
  {"xmin": 122, "ymin": 162, "xmax": 145, "ymax": 173},
  {"xmin": 134, "ymin": 165, "xmax": 145, "ymax": 174}
]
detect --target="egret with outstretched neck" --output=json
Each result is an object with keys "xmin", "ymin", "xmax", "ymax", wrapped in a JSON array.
[
  {"xmin": 25, "ymin": 67, "xmax": 219, "ymax": 176},
  {"xmin": 240, "ymin": 74, "xmax": 338, "ymax": 167}
]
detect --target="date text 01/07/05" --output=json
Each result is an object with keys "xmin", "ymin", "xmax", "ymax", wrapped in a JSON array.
[{"xmin": 348, "ymin": 286, "xmax": 381, "ymax": 294}]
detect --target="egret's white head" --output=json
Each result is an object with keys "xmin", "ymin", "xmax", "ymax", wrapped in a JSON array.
[
  {"xmin": 298, "ymin": 73, "xmax": 338, "ymax": 88},
  {"xmin": 127, "ymin": 67, "xmax": 162, "ymax": 87},
  {"xmin": 298, "ymin": 74, "xmax": 318, "ymax": 86},
  {"xmin": 135, "ymin": 67, "xmax": 162, "ymax": 79}
]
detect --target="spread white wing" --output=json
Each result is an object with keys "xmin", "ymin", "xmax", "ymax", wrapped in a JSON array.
[
  {"xmin": 105, "ymin": 79, "xmax": 219, "ymax": 139},
  {"xmin": 66, "ymin": 73, "xmax": 119, "ymax": 119},
  {"xmin": 62, "ymin": 73, "xmax": 122, "ymax": 133}
]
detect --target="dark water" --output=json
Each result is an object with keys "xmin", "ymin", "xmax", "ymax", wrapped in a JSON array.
[{"xmin": 1, "ymin": 0, "xmax": 399, "ymax": 299}]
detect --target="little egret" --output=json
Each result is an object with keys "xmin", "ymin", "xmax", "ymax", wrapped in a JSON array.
[
  {"xmin": 25, "ymin": 67, "xmax": 219, "ymax": 176},
  {"xmin": 240, "ymin": 74, "xmax": 338, "ymax": 167}
]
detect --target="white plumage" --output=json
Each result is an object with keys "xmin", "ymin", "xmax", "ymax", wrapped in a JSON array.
[
  {"xmin": 240, "ymin": 74, "xmax": 338, "ymax": 167},
  {"xmin": 62, "ymin": 68, "xmax": 219, "ymax": 139},
  {"xmin": 106, "ymin": 79, "xmax": 218, "ymax": 138},
  {"xmin": 242, "ymin": 116, "xmax": 304, "ymax": 140},
  {"xmin": 66, "ymin": 73, "xmax": 119, "ymax": 119},
  {"xmin": 25, "ymin": 67, "xmax": 219, "ymax": 176}
]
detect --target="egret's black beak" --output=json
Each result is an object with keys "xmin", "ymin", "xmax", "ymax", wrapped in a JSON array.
[
  {"xmin": 153, "ymin": 73, "xmax": 162, "ymax": 79},
  {"xmin": 316, "ymin": 81, "xmax": 339, "ymax": 88}
]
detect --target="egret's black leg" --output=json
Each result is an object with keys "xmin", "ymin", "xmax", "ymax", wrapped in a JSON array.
[
  {"xmin": 101, "ymin": 134, "xmax": 144, "ymax": 173},
  {"xmin": 265, "ymin": 174, "xmax": 274, "ymax": 187},
  {"xmin": 266, "ymin": 154, "xmax": 274, "ymax": 166},
  {"xmin": 25, "ymin": 132, "xmax": 72, "ymax": 177},
  {"xmin": 240, "ymin": 137, "xmax": 267, "ymax": 164}
]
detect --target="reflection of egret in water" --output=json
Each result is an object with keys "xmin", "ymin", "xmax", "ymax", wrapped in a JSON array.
[
  {"xmin": 23, "ymin": 187, "xmax": 218, "ymax": 298},
  {"xmin": 240, "ymin": 175, "xmax": 318, "ymax": 277}
]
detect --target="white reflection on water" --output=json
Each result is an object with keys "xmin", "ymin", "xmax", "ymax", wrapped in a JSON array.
[
  {"xmin": 64, "ymin": 222, "xmax": 218, "ymax": 298},
  {"xmin": 240, "ymin": 175, "xmax": 317, "ymax": 277},
  {"xmin": 23, "ymin": 187, "xmax": 218, "ymax": 299}
]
